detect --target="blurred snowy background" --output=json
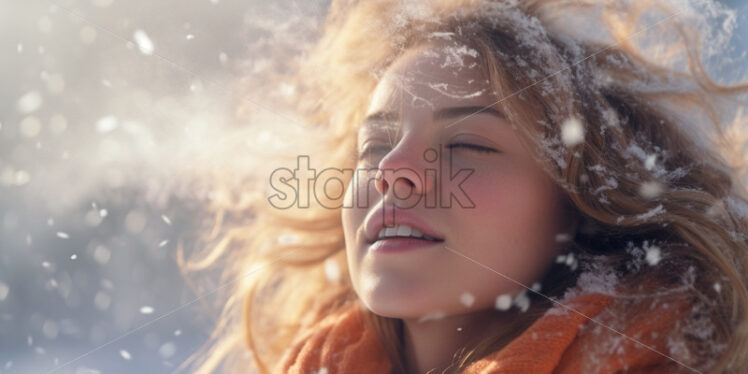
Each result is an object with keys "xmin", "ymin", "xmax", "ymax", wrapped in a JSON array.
[{"xmin": 0, "ymin": 0, "xmax": 745, "ymax": 373}]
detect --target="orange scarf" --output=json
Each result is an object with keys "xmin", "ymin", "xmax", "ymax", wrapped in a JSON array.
[{"xmin": 275, "ymin": 292, "xmax": 694, "ymax": 373}]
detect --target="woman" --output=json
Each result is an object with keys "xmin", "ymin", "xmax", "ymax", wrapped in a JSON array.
[{"xmin": 179, "ymin": 0, "xmax": 748, "ymax": 373}]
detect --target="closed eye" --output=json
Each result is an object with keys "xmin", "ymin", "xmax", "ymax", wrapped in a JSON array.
[{"xmin": 446, "ymin": 143, "xmax": 498, "ymax": 154}]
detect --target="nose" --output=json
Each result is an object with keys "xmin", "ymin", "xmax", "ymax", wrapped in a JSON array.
[{"xmin": 373, "ymin": 140, "xmax": 435, "ymax": 201}]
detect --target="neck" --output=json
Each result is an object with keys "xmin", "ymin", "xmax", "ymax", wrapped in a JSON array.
[{"xmin": 401, "ymin": 308, "xmax": 515, "ymax": 374}]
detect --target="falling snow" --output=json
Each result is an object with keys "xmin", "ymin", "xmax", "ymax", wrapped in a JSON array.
[
  {"xmin": 16, "ymin": 91, "xmax": 43, "ymax": 114},
  {"xmin": 560, "ymin": 117, "xmax": 585, "ymax": 147},
  {"xmin": 645, "ymin": 245, "xmax": 662, "ymax": 266},
  {"xmin": 639, "ymin": 181, "xmax": 664, "ymax": 199},
  {"xmin": 495, "ymin": 294, "xmax": 512, "ymax": 311},
  {"xmin": 133, "ymin": 29, "xmax": 155, "ymax": 55},
  {"xmin": 460, "ymin": 292, "xmax": 475, "ymax": 307},
  {"xmin": 324, "ymin": 258, "xmax": 341, "ymax": 283}
]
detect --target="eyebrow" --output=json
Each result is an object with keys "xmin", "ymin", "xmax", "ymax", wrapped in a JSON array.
[{"xmin": 361, "ymin": 106, "xmax": 505, "ymax": 128}]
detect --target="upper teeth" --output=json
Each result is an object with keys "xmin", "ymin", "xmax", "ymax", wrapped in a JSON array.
[{"xmin": 377, "ymin": 224, "xmax": 439, "ymax": 241}]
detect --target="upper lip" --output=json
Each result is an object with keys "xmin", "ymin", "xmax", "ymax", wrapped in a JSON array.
[{"xmin": 364, "ymin": 206, "xmax": 445, "ymax": 244}]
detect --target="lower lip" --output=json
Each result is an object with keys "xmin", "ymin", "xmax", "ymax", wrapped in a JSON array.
[{"xmin": 368, "ymin": 237, "xmax": 443, "ymax": 253}]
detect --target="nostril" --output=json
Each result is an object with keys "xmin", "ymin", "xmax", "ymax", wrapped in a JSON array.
[{"xmin": 393, "ymin": 177, "xmax": 415, "ymax": 198}]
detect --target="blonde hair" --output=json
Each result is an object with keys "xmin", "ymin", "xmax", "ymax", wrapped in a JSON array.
[{"xmin": 177, "ymin": 0, "xmax": 748, "ymax": 373}]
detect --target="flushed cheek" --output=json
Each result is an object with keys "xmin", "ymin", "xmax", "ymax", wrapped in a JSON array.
[
  {"xmin": 341, "ymin": 183, "xmax": 367, "ymax": 260},
  {"xmin": 458, "ymin": 173, "xmax": 561, "ymax": 256}
]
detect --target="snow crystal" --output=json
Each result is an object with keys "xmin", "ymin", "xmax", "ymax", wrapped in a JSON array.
[
  {"xmin": 565, "ymin": 252, "xmax": 575, "ymax": 266},
  {"xmin": 99, "ymin": 209, "xmax": 108, "ymax": 217},
  {"xmin": 185, "ymin": 34, "xmax": 195, "ymax": 40},
  {"xmin": 592, "ymin": 177, "xmax": 618, "ymax": 195},
  {"xmin": 561, "ymin": 117, "xmax": 584, "ymax": 147},
  {"xmin": 644, "ymin": 154, "xmax": 657, "ymax": 170},
  {"xmin": 555, "ymin": 233, "xmax": 572, "ymax": 242},
  {"xmin": 531, "ymin": 282, "xmax": 542, "ymax": 292},
  {"xmin": 437, "ymin": 44, "xmax": 479, "ymax": 69},
  {"xmin": 0, "ymin": 282, "xmax": 9, "ymax": 301},
  {"xmin": 218, "ymin": 52, "xmax": 228, "ymax": 64},
  {"xmin": 17, "ymin": 91, "xmax": 42, "ymax": 114},
  {"xmin": 173, "ymin": 329, "xmax": 182, "ymax": 336},
  {"xmin": 556, "ymin": 253, "xmax": 578, "ymax": 271},
  {"xmin": 460, "ymin": 292, "xmax": 475, "ymax": 307},
  {"xmin": 713, "ymin": 283, "xmax": 721, "ymax": 293},
  {"xmin": 495, "ymin": 294, "xmax": 512, "ymax": 311},
  {"xmin": 13, "ymin": 170, "xmax": 30, "ymax": 186},
  {"xmin": 158, "ymin": 240, "xmax": 169, "ymax": 247},
  {"xmin": 636, "ymin": 204, "xmax": 665, "ymax": 220},
  {"xmin": 140, "ymin": 306, "xmax": 154, "ymax": 314},
  {"xmin": 645, "ymin": 245, "xmax": 662, "ymax": 266},
  {"xmin": 56, "ymin": 232, "xmax": 69, "ymax": 239},
  {"xmin": 93, "ymin": 245, "xmax": 111, "ymax": 264},
  {"xmin": 513, "ymin": 291, "xmax": 530, "ymax": 312},
  {"xmin": 94, "ymin": 292, "xmax": 111, "ymax": 311},
  {"xmin": 42, "ymin": 320, "xmax": 58, "ymax": 339},
  {"xmin": 324, "ymin": 258, "xmax": 340, "ymax": 283},
  {"xmin": 158, "ymin": 342, "xmax": 176, "ymax": 359},
  {"xmin": 70, "ymin": 254, "xmax": 77, "ymax": 260},
  {"xmin": 160, "ymin": 215, "xmax": 172, "ymax": 225},
  {"xmin": 119, "ymin": 350, "xmax": 132, "ymax": 360},
  {"xmin": 133, "ymin": 29, "xmax": 155, "ymax": 55},
  {"xmin": 638, "ymin": 181, "xmax": 664, "ymax": 199},
  {"xmin": 125, "ymin": 210, "xmax": 147, "ymax": 234},
  {"xmin": 96, "ymin": 115, "xmax": 118, "ymax": 134}
]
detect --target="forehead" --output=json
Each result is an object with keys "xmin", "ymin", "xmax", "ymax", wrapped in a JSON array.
[{"xmin": 367, "ymin": 41, "xmax": 495, "ymax": 114}]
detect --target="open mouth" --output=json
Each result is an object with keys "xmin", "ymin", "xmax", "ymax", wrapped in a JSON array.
[{"xmin": 376, "ymin": 224, "xmax": 444, "ymax": 242}]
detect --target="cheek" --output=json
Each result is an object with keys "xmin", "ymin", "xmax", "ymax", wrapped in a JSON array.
[
  {"xmin": 341, "ymin": 180, "xmax": 362, "ymax": 247},
  {"xmin": 341, "ymin": 177, "xmax": 372, "ymax": 280},
  {"xmin": 459, "ymin": 165, "xmax": 564, "ymax": 273}
]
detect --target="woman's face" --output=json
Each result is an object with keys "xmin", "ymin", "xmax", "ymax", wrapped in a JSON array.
[{"xmin": 342, "ymin": 41, "xmax": 576, "ymax": 319}]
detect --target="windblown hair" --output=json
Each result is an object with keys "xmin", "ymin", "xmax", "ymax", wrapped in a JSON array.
[{"xmin": 177, "ymin": 0, "xmax": 748, "ymax": 373}]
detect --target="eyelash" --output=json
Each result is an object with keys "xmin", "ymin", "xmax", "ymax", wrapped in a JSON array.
[
  {"xmin": 446, "ymin": 143, "xmax": 498, "ymax": 154},
  {"xmin": 357, "ymin": 143, "xmax": 497, "ymax": 161}
]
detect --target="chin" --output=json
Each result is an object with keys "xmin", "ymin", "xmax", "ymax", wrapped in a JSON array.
[{"xmin": 361, "ymin": 292, "xmax": 447, "ymax": 320}]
